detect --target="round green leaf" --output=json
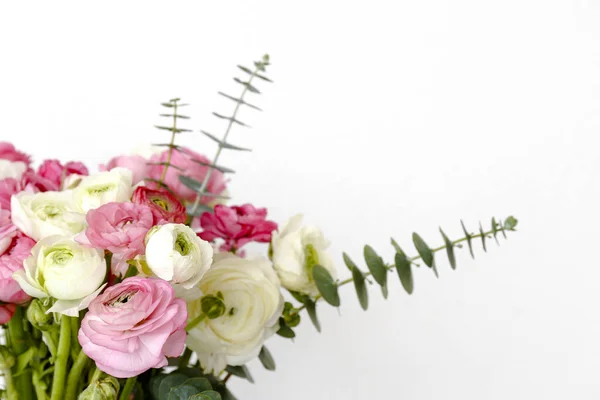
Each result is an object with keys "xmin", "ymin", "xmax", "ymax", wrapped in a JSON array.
[
  {"xmin": 168, "ymin": 384, "xmax": 199, "ymax": 400},
  {"xmin": 183, "ymin": 378, "xmax": 212, "ymax": 392},
  {"xmin": 276, "ymin": 323, "xmax": 296, "ymax": 339},
  {"xmin": 225, "ymin": 365, "xmax": 254, "ymax": 383},
  {"xmin": 312, "ymin": 264, "xmax": 340, "ymax": 307},
  {"xmin": 158, "ymin": 374, "xmax": 188, "ymax": 400},
  {"xmin": 258, "ymin": 346, "xmax": 276, "ymax": 371},
  {"xmin": 363, "ymin": 245, "xmax": 387, "ymax": 287},
  {"xmin": 412, "ymin": 232, "xmax": 434, "ymax": 268},
  {"xmin": 342, "ymin": 252, "xmax": 358, "ymax": 272},
  {"xmin": 352, "ymin": 266, "xmax": 369, "ymax": 310},
  {"xmin": 395, "ymin": 252, "xmax": 414, "ymax": 294},
  {"xmin": 189, "ymin": 391, "xmax": 222, "ymax": 400}
]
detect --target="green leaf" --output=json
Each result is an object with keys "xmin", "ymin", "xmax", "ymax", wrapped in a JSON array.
[
  {"xmin": 233, "ymin": 78, "xmax": 261, "ymax": 93},
  {"xmin": 168, "ymin": 384, "xmax": 199, "ymax": 400},
  {"xmin": 160, "ymin": 113, "xmax": 190, "ymax": 119},
  {"xmin": 491, "ymin": 217, "xmax": 500, "ymax": 244},
  {"xmin": 178, "ymin": 176, "xmax": 231, "ymax": 199},
  {"xmin": 150, "ymin": 374, "xmax": 167, "ymax": 400},
  {"xmin": 342, "ymin": 252, "xmax": 358, "ymax": 272},
  {"xmin": 218, "ymin": 92, "xmax": 263, "ymax": 111},
  {"xmin": 391, "ymin": 238, "xmax": 403, "ymax": 254},
  {"xmin": 352, "ymin": 266, "xmax": 369, "ymax": 310},
  {"xmin": 189, "ymin": 391, "xmax": 222, "ymax": 400},
  {"xmin": 154, "ymin": 125, "xmax": 192, "ymax": 133},
  {"xmin": 305, "ymin": 299, "xmax": 321, "ymax": 332},
  {"xmin": 183, "ymin": 378, "xmax": 212, "ymax": 392},
  {"xmin": 312, "ymin": 264, "xmax": 340, "ymax": 307},
  {"xmin": 220, "ymin": 387, "xmax": 238, "ymax": 400},
  {"xmin": 381, "ymin": 282, "xmax": 389, "ymax": 299},
  {"xmin": 289, "ymin": 290, "xmax": 309, "ymax": 304},
  {"xmin": 395, "ymin": 252, "xmax": 414, "ymax": 294},
  {"xmin": 258, "ymin": 346, "xmax": 276, "ymax": 371},
  {"xmin": 200, "ymin": 131, "xmax": 251, "ymax": 151},
  {"xmin": 186, "ymin": 204, "xmax": 213, "ymax": 217},
  {"xmin": 189, "ymin": 159, "xmax": 235, "ymax": 174},
  {"xmin": 479, "ymin": 222, "xmax": 487, "ymax": 252},
  {"xmin": 504, "ymin": 216, "xmax": 518, "ymax": 230},
  {"xmin": 412, "ymin": 233, "xmax": 434, "ymax": 268},
  {"xmin": 158, "ymin": 374, "xmax": 188, "ymax": 400},
  {"xmin": 364, "ymin": 245, "xmax": 387, "ymax": 287},
  {"xmin": 276, "ymin": 323, "xmax": 295, "ymax": 338},
  {"xmin": 439, "ymin": 228, "xmax": 456, "ymax": 270},
  {"xmin": 461, "ymin": 220, "xmax": 475, "ymax": 258},
  {"xmin": 212, "ymin": 112, "xmax": 249, "ymax": 127},
  {"xmin": 225, "ymin": 365, "xmax": 254, "ymax": 384},
  {"xmin": 16, "ymin": 347, "xmax": 35, "ymax": 373}
]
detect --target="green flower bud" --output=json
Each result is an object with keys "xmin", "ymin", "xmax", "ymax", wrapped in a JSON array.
[
  {"xmin": 78, "ymin": 377, "xmax": 119, "ymax": 400},
  {"xmin": 282, "ymin": 302, "xmax": 300, "ymax": 327},
  {"xmin": 201, "ymin": 294, "xmax": 226, "ymax": 319},
  {"xmin": 0, "ymin": 345, "xmax": 15, "ymax": 369},
  {"xmin": 27, "ymin": 299, "xmax": 54, "ymax": 331}
]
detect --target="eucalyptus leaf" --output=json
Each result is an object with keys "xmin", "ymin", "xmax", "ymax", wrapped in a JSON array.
[
  {"xmin": 200, "ymin": 131, "xmax": 251, "ymax": 151},
  {"xmin": 305, "ymin": 299, "xmax": 321, "ymax": 332},
  {"xmin": 233, "ymin": 78, "xmax": 261, "ymax": 93},
  {"xmin": 342, "ymin": 252, "xmax": 358, "ymax": 272},
  {"xmin": 183, "ymin": 378, "xmax": 212, "ymax": 392},
  {"xmin": 352, "ymin": 266, "xmax": 369, "ymax": 310},
  {"xmin": 212, "ymin": 112, "xmax": 249, "ymax": 127},
  {"xmin": 412, "ymin": 233, "xmax": 434, "ymax": 268},
  {"xmin": 439, "ymin": 228, "xmax": 456, "ymax": 270},
  {"xmin": 491, "ymin": 217, "xmax": 500, "ymax": 243},
  {"xmin": 158, "ymin": 374, "xmax": 188, "ymax": 400},
  {"xmin": 395, "ymin": 252, "xmax": 414, "ymax": 294},
  {"xmin": 479, "ymin": 222, "xmax": 487, "ymax": 252},
  {"xmin": 225, "ymin": 365, "xmax": 254, "ymax": 383},
  {"xmin": 258, "ymin": 346, "xmax": 276, "ymax": 371},
  {"xmin": 190, "ymin": 391, "xmax": 222, "ymax": 400},
  {"xmin": 276, "ymin": 323, "xmax": 295, "ymax": 339},
  {"xmin": 218, "ymin": 92, "xmax": 263, "ymax": 111},
  {"xmin": 364, "ymin": 245, "xmax": 387, "ymax": 287},
  {"xmin": 461, "ymin": 220, "xmax": 475, "ymax": 258},
  {"xmin": 168, "ymin": 384, "xmax": 199, "ymax": 400},
  {"xmin": 312, "ymin": 265, "xmax": 340, "ymax": 307},
  {"xmin": 186, "ymin": 204, "xmax": 213, "ymax": 217}
]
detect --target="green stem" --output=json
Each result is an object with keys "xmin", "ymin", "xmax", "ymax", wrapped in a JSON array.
[
  {"xmin": 50, "ymin": 315, "xmax": 71, "ymax": 400},
  {"xmin": 118, "ymin": 377, "xmax": 136, "ymax": 400},
  {"xmin": 297, "ymin": 227, "xmax": 497, "ymax": 312},
  {"xmin": 32, "ymin": 370, "xmax": 48, "ymax": 400},
  {"xmin": 7, "ymin": 306, "xmax": 33, "ymax": 400},
  {"xmin": 64, "ymin": 350, "xmax": 89, "ymax": 400},
  {"xmin": 178, "ymin": 348, "xmax": 193, "ymax": 368},
  {"xmin": 190, "ymin": 67, "xmax": 259, "ymax": 214},
  {"xmin": 158, "ymin": 100, "xmax": 178, "ymax": 185},
  {"xmin": 2, "ymin": 358, "xmax": 17, "ymax": 399},
  {"xmin": 185, "ymin": 313, "xmax": 206, "ymax": 332},
  {"xmin": 90, "ymin": 366, "xmax": 103, "ymax": 383}
]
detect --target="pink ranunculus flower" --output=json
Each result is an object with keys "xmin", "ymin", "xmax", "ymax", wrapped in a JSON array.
[
  {"xmin": 100, "ymin": 155, "xmax": 149, "ymax": 185},
  {"xmin": 0, "ymin": 142, "xmax": 30, "ymax": 165},
  {"xmin": 0, "ymin": 234, "xmax": 35, "ymax": 304},
  {"xmin": 0, "ymin": 209, "xmax": 18, "ymax": 255},
  {"xmin": 77, "ymin": 202, "xmax": 155, "ymax": 277},
  {"xmin": 22, "ymin": 159, "xmax": 89, "ymax": 192},
  {"xmin": 198, "ymin": 204, "xmax": 278, "ymax": 252},
  {"xmin": 0, "ymin": 303, "xmax": 16, "ymax": 324},
  {"xmin": 147, "ymin": 147, "xmax": 227, "ymax": 204},
  {"xmin": 78, "ymin": 277, "xmax": 188, "ymax": 378},
  {"xmin": 131, "ymin": 186, "xmax": 187, "ymax": 224},
  {"xmin": 0, "ymin": 178, "xmax": 21, "ymax": 210}
]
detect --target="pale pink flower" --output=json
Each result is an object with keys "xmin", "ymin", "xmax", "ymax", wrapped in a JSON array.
[
  {"xmin": 78, "ymin": 277, "xmax": 187, "ymax": 378},
  {"xmin": 77, "ymin": 202, "xmax": 155, "ymax": 276},
  {"xmin": 0, "ymin": 209, "xmax": 18, "ymax": 255},
  {"xmin": 0, "ymin": 234, "xmax": 35, "ymax": 304},
  {"xmin": 199, "ymin": 204, "xmax": 278, "ymax": 252},
  {"xmin": 0, "ymin": 303, "xmax": 16, "ymax": 324},
  {"xmin": 131, "ymin": 186, "xmax": 186, "ymax": 224},
  {"xmin": 0, "ymin": 142, "xmax": 30, "ymax": 165},
  {"xmin": 147, "ymin": 147, "xmax": 226, "ymax": 204},
  {"xmin": 0, "ymin": 178, "xmax": 21, "ymax": 210},
  {"xmin": 100, "ymin": 155, "xmax": 149, "ymax": 185}
]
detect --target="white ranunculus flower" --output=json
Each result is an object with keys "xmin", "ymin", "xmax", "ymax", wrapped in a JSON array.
[
  {"xmin": 12, "ymin": 236, "xmax": 107, "ymax": 316},
  {"xmin": 145, "ymin": 223, "xmax": 213, "ymax": 289},
  {"xmin": 271, "ymin": 214, "xmax": 337, "ymax": 296},
  {"xmin": 72, "ymin": 167, "xmax": 133, "ymax": 213},
  {"xmin": 11, "ymin": 190, "xmax": 86, "ymax": 241},
  {"xmin": 186, "ymin": 254, "xmax": 284, "ymax": 374},
  {"xmin": 0, "ymin": 159, "xmax": 27, "ymax": 180}
]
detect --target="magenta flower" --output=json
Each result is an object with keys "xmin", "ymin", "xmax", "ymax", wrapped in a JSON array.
[
  {"xmin": 0, "ymin": 303, "xmax": 16, "ymax": 324},
  {"xmin": 0, "ymin": 234, "xmax": 35, "ymax": 304},
  {"xmin": 100, "ymin": 155, "xmax": 149, "ymax": 185},
  {"xmin": 77, "ymin": 202, "xmax": 155, "ymax": 276},
  {"xmin": 199, "ymin": 204, "xmax": 278, "ymax": 252},
  {"xmin": 0, "ymin": 142, "xmax": 30, "ymax": 165},
  {"xmin": 78, "ymin": 277, "xmax": 187, "ymax": 378},
  {"xmin": 147, "ymin": 147, "xmax": 227, "ymax": 204},
  {"xmin": 131, "ymin": 186, "xmax": 187, "ymax": 224},
  {"xmin": 22, "ymin": 159, "xmax": 89, "ymax": 192}
]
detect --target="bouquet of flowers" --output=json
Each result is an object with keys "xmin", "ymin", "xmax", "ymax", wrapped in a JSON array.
[{"xmin": 0, "ymin": 55, "xmax": 518, "ymax": 400}]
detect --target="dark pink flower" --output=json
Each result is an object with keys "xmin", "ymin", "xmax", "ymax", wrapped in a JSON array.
[
  {"xmin": 0, "ymin": 234, "xmax": 35, "ymax": 304},
  {"xmin": 131, "ymin": 186, "xmax": 186, "ymax": 224},
  {"xmin": 147, "ymin": 147, "xmax": 226, "ymax": 204},
  {"xmin": 0, "ymin": 142, "xmax": 30, "ymax": 165},
  {"xmin": 0, "ymin": 303, "xmax": 16, "ymax": 324},
  {"xmin": 0, "ymin": 178, "xmax": 22, "ymax": 210},
  {"xmin": 199, "ymin": 204, "xmax": 278, "ymax": 252},
  {"xmin": 78, "ymin": 277, "xmax": 187, "ymax": 378},
  {"xmin": 22, "ymin": 159, "xmax": 89, "ymax": 192},
  {"xmin": 100, "ymin": 155, "xmax": 149, "ymax": 185},
  {"xmin": 77, "ymin": 202, "xmax": 155, "ymax": 276}
]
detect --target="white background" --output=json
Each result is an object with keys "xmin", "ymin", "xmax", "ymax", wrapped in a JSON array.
[{"xmin": 1, "ymin": 1, "xmax": 599, "ymax": 399}]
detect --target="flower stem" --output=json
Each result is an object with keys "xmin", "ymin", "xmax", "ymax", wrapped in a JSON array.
[
  {"xmin": 1, "ymin": 356, "xmax": 17, "ymax": 399},
  {"xmin": 297, "ymin": 227, "xmax": 498, "ymax": 312},
  {"xmin": 90, "ymin": 366, "xmax": 104, "ymax": 383},
  {"xmin": 7, "ymin": 306, "xmax": 33, "ymax": 400},
  {"xmin": 185, "ymin": 313, "xmax": 206, "ymax": 332},
  {"xmin": 50, "ymin": 315, "xmax": 71, "ymax": 400},
  {"xmin": 64, "ymin": 349, "xmax": 89, "ymax": 400},
  {"xmin": 118, "ymin": 377, "xmax": 136, "ymax": 400},
  {"xmin": 178, "ymin": 348, "xmax": 192, "ymax": 368}
]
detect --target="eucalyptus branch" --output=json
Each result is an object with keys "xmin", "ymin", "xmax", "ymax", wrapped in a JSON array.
[{"xmin": 159, "ymin": 99, "xmax": 178, "ymax": 184}]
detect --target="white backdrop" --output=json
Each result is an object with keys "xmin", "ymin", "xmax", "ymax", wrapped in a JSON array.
[{"xmin": 1, "ymin": 1, "xmax": 599, "ymax": 399}]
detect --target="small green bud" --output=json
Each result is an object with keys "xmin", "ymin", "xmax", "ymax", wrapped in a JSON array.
[
  {"xmin": 0, "ymin": 345, "xmax": 15, "ymax": 369},
  {"xmin": 282, "ymin": 302, "xmax": 300, "ymax": 328},
  {"xmin": 503, "ymin": 216, "xmax": 518, "ymax": 230},
  {"xmin": 27, "ymin": 299, "xmax": 54, "ymax": 331},
  {"xmin": 78, "ymin": 377, "xmax": 119, "ymax": 400},
  {"xmin": 201, "ymin": 294, "xmax": 226, "ymax": 319}
]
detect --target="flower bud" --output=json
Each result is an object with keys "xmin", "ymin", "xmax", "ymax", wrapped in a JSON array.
[
  {"xmin": 26, "ymin": 299, "xmax": 55, "ymax": 331},
  {"xmin": 78, "ymin": 377, "xmax": 119, "ymax": 400},
  {"xmin": 0, "ymin": 345, "xmax": 15, "ymax": 369},
  {"xmin": 201, "ymin": 294, "xmax": 226, "ymax": 319},
  {"xmin": 282, "ymin": 302, "xmax": 300, "ymax": 328}
]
